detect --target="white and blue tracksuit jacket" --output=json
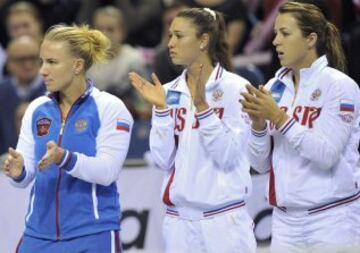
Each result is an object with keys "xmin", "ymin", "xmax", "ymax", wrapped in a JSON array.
[{"xmin": 11, "ymin": 82, "xmax": 133, "ymax": 240}]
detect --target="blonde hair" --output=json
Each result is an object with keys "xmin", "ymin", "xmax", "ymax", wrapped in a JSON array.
[{"xmin": 44, "ymin": 24, "xmax": 111, "ymax": 71}]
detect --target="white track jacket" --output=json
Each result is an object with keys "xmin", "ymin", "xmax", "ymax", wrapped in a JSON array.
[
  {"xmin": 150, "ymin": 64, "xmax": 252, "ymax": 212},
  {"xmin": 248, "ymin": 56, "xmax": 360, "ymax": 210}
]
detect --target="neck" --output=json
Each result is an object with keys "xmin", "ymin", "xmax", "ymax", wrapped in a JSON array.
[
  {"xmin": 291, "ymin": 51, "xmax": 319, "ymax": 88},
  {"xmin": 186, "ymin": 58, "xmax": 214, "ymax": 90},
  {"xmin": 60, "ymin": 76, "xmax": 87, "ymax": 107}
]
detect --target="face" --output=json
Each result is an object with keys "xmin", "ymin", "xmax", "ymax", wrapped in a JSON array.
[
  {"xmin": 7, "ymin": 38, "xmax": 41, "ymax": 84},
  {"xmin": 168, "ymin": 17, "xmax": 203, "ymax": 66},
  {"xmin": 7, "ymin": 13, "xmax": 42, "ymax": 40},
  {"xmin": 273, "ymin": 13, "xmax": 314, "ymax": 71},
  {"xmin": 39, "ymin": 40, "xmax": 78, "ymax": 92},
  {"xmin": 94, "ymin": 14, "xmax": 123, "ymax": 45}
]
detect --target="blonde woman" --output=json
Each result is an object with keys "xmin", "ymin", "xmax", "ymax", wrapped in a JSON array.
[{"xmin": 3, "ymin": 25, "xmax": 133, "ymax": 252}]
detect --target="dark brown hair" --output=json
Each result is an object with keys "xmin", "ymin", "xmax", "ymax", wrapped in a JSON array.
[
  {"xmin": 279, "ymin": 1, "xmax": 347, "ymax": 72},
  {"xmin": 177, "ymin": 8, "xmax": 233, "ymax": 71}
]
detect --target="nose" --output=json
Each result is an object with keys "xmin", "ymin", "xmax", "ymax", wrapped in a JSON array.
[
  {"xmin": 39, "ymin": 63, "xmax": 47, "ymax": 77},
  {"xmin": 272, "ymin": 33, "xmax": 280, "ymax": 47},
  {"xmin": 167, "ymin": 36, "xmax": 175, "ymax": 49}
]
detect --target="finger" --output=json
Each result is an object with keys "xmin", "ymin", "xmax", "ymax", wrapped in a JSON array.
[
  {"xmin": 259, "ymin": 86, "xmax": 271, "ymax": 95},
  {"xmin": 242, "ymin": 107, "xmax": 261, "ymax": 117},
  {"xmin": 8, "ymin": 147, "xmax": 19, "ymax": 158},
  {"xmin": 240, "ymin": 99, "xmax": 260, "ymax": 111},
  {"xmin": 241, "ymin": 92, "xmax": 260, "ymax": 104},
  {"xmin": 196, "ymin": 64, "xmax": 204, "ymax": 87},
  {"xmin": 245, "ymin": 84, "xmax": 263, "ymax": 97},
  {"xmin": 38, "ymin": 158, "xmax": 48, "ymax": 170},
  {"xmin": 129, "ymin": 72, "xmax": 147, "ymax": 88},
  {"xmin": 151, "ymin": 73, "xmax": 163, "ymax": 88},
  {"xmin": 47, "ymin": 141, "xmax": 56, "ymax": 150}
]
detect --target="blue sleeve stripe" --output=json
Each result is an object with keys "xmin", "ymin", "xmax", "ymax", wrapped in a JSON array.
[
  {"xmin": 155, "ymin": 108, "xmax": 171, "ymax": 117},
  {"xmin": 195, "ymin": 108, "xmax": 214, "ymax": 120},
  {"xmin": 12, "ymin": 166, "xmax": 26, "ymax": 182},
  {"xmin": 280, "ymin": 117, "xmax": 296, "ymax": 135},
  {"xmin": 251, "ymin": 128, "xmax": 267, "ymax": 137},
  {"xmin": 60, "ymin": 152, "xmax": 78, "ymax": 172},
  {"xmin": 57, "ymin": 150, "xmax": 70, "ymax": 167}
]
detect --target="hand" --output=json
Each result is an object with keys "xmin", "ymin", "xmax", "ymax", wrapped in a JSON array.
[
  {"xmin": 3, "ymin": 148, "xmax": 24, "ymax": 178},
  {"xmin": 241, "ymin": 84, "xmax": 286, "ymax": 129},
  {"xmin": 38, "ymin": 141, "xmax": 64, "ymax": 170},
  {"xmin": 193, "ymin": 64, "xmax": 209, "ymax": 112},
  {"xmin": 240, "ymin": 84, "xmax": 266, "ymax": 130},
  {"xmin": 129, "ymin": 72, "xmax": 167, "ymax": 109}
]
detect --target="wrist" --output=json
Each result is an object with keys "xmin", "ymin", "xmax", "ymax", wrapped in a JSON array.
[
  {"xmin": 155, "ymin": 104, "xmax": 167, "ymax": 110},
  {"xmin": 195, "ymin": 103, "xmax": 209, "ymax": 112},
  {"xmin": 252, "ymin": 121, "xmax": 267, "ymax": 131},
  {"xmin": 55, "ymin": 148, "xmax": 65, "ymax": 165},
  {"xmin": 272, "ymin": 110, "xmax": 288, "ymax": 129}
]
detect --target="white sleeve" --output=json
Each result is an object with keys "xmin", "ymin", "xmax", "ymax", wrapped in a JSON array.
[
  {"xmin": 278, "ymin": 78, "xmax": 359, "ymax": 170},
  {"xmin": 149, "ymin": 107, "xmax": 176, "ymax": 171},
  {"xmin": 195, "ymin": 97, "xmax": 250, "ymax": 170},
  {"xmin": 63, "ymin": 98, "xmax": 133, "ymax": 186},
  {"xmin": 246, "ymin": 80, "xmax": 275, "ymax": 173},
  {"xmin": 11, "ymin": 99, "xmax": 47, "ymax": 188},
  {"xmin": 247, "ymin": 127, "xmax": 272, "ymax": 173}
]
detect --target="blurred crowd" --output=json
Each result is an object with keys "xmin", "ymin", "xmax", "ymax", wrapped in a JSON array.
[{"xmin": 0, "ymin": 0, "xmax": 359, "ymax": 157}]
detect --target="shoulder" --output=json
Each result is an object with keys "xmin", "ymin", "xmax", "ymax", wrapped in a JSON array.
[
  {"xmin": 162, "ymin": 75, "xmax": 182, "ymax": 91},
  {"xmin": 23, "ymin": 96, "xmax": 51, "ymax": 120},
  {"xmin": 218, "ymin": 70, "xmax": 251, "ymax": 92},
  {"xmin": 90, "ymin": 88, "xmax": 133, "ymax": 121},
  {"xmin": 321, "ymin": 67, "xmax": 358, "ymax": 90}
]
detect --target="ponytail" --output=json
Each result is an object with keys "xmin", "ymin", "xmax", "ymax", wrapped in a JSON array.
[
  {"xmin": 213, "ymin": 13, "xmax": 233, "ymax": 71},
  {"xmin": 323, "ymin": 22, "xmax": 347, "ymax": 73}
]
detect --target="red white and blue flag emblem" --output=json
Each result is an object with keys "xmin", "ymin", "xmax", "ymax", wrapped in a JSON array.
[
  {"xmin": 116, "ymin": 119, "xmax": 130, "ymax": 132},
  {"xmin": 340, "ymin": 101, "xmax": 354, "ymax": 112}
]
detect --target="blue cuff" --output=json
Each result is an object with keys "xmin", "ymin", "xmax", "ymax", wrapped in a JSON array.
[
  {"xmin": 13, "ymin": 167, "xmax": 26, "ymax": 182},
  {"xmin": 58, "ymin": 150, "xmax": 77, "ymax": 172}
]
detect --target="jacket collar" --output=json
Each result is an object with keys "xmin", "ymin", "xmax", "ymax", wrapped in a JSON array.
[
  {"xmin": 275, "ymin": 55, "xmax": 328, "ymax": 88},
  {"xmin": 47, "ymin": 79, "xmax": 94, "ymax": 104}
]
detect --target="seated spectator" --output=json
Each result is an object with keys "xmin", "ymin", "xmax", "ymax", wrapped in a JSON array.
[
  {"xmin": 86, "ymin": 6, "xmax": 150, "ymax": 119},
  {"xmin": 5, "ymin": 1, "xmax": 43, "ymax": 42},
  {"xmin": 0, "ymin": 36, "xmax": 45, "ymax": 155}
]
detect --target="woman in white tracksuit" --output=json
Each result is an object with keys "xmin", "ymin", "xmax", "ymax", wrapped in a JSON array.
[
  {"xmin": 241, "ymin": 2, "xmax": 360, "ymax": 253},
  {"xmin": 129, "ymin": 7, "xmax": 256, "ymax": 253}
]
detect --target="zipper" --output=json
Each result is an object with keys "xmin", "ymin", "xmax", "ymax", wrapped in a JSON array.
[{"xmin": 55, "ymin": 117, "xmax": 66, "ymax": 240}]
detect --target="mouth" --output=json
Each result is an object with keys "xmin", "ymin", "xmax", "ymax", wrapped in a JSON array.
[{"xmin": 276, "ymin": 50, "xmax": 284, "ymax": 59}]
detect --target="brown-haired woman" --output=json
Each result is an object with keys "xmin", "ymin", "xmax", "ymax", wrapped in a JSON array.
[
  {"xmin": 129, "ymin": 7, "xmax": 256, "ymax": 253},
  {"xmin": 242, "ymin": 2, "xmax": 360, "ymax": 252}
]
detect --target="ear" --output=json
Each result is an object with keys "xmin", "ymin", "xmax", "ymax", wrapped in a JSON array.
[
  {"xmin": 307, "ymin": 32, "xmax": 318, "ymax": 49},
  {"xmin": 199, "ymin": 33, "xmax": 210, "ymax": 50},
  {"xmin": 73, "ymin": 58, "xmax": 85, "ymax": 75}
]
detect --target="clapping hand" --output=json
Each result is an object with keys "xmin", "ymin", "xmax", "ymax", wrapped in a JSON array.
[
  {"xmin": 38, "ymin": 141, "xmax": 64, "ymax": 170},
  {"xmin": 192, "ymin": 64, "xmax": 209, "ymax": 112},
  {"xmin": 3, "ymin": 147, "xmax": 24, "ymax": 178},
  {"xmin": 129, "ymin": 72, "xmax": 167, "ymax": 109},
  {"xmin": 240, "ymin": 84, "xmax": 287, "ymax": 129}
]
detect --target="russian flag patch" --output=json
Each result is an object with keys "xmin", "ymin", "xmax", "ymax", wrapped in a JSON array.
[
  {"xmin": 340, "ymin": 101, "xmax": 354, "ymax": 112},
  {"xmin": 116, "ymin": 119, "xmax": 130, "ymax": 132}
]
